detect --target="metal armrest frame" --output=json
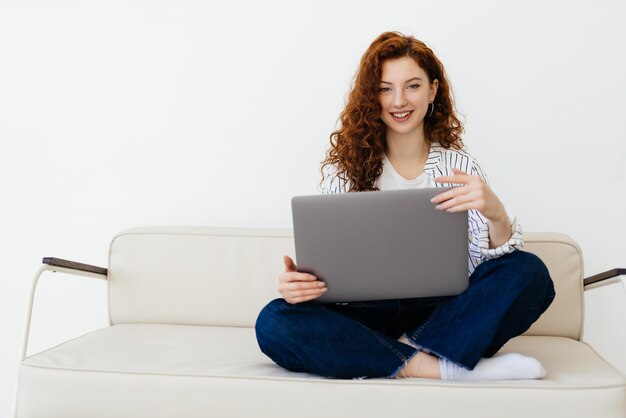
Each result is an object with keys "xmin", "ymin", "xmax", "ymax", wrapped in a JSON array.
[
  {"xmin": 13, "ymin": 259, "xmax": 107, "ymax": 418},
  {"xmin": 581, "ymin": 267, "xmax": 626, "ymax": 379},
  {"xmin": 584, "ymin": 268, "xmax": 626, "ymax": 288},
  {"xmin": 20, "ymin": 258, "xmax": 108, "ymax": 361}
]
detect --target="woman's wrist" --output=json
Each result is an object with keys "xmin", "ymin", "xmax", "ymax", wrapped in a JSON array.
[
  {"xmin": 488, "ymin": 215, "xmax": 513, "ymax": 249},
  {"xmin": 487, "ymin": 202, "xmax": 509, "ymax": 224}
]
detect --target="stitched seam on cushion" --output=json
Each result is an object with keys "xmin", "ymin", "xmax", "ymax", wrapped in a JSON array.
[{"xmin": 19, "ymin": 363, "xmax": 626, "ymax": 389}]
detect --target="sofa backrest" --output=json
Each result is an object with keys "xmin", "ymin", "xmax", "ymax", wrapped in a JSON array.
[
  {"xmin": 107, "ymin": 227, "xmax": 583, "ymax": 340},
  {"xmin": 108, "ymin": 227, "xmax": 293, "ymax": 328},
  {"xmin": 522, "ymin": 233, "xmax": 583, "ymax": 340}
]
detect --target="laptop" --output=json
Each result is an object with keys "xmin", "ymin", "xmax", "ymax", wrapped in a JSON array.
[{"xmin": 291, "ymin": 187, "xmax": 468, "ymax": 303}]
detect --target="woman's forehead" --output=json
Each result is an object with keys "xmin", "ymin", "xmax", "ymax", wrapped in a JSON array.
[{"xmin": 381, "ymin": 57, "xmax": 428, "ymax": 80}]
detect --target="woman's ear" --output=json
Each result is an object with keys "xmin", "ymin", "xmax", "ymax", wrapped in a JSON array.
[{"xmin": 430, "ymin": 79, "xmax": 439, "ymax": 101}]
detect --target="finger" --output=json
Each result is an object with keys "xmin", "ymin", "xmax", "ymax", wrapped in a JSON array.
[
  {"xmin": 280, "ymin": 271, "xmax": 318, "ymax": 283},
  {"xmin": 435, "ymin": 192, "xmax": 479, "ymax": 210},
  {"xmin": 283, "ymin": 255, "xmax": 297, "ymax": 272},
  {"xmin": 430, "ymin": 186, "xmax": 466, "ymax": 204},
  {"xmin": 434, "ymin": 168, "xmax": 475, "ymax": 185},
  {"xmin": 443, "ymin": 202, "xmax": 477, "ymax": 213},
  {"xmin": 286, "ymin": 286, "xmax": 328, "ymax": 299},
  {"xmin": 284, "ymin": 279, "xmax": 326, "ymax": 292},
  {"xmin": 437, "ymin": 190, "xmax": 484, "ymax": 212},
  {"xmin": 289, "ymin": 290, "xmax": 328, "ymax": 304},
  {"xmin": 434, "ymin": 174, "xmax": 472, "ymax": 185}
]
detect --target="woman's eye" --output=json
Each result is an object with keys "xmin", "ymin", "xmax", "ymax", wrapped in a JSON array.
[
  {"xmin": 407, "ymin": 84, "xmax": 420, "ymax": 89},
  {"xmin": 380, "ymin": 87, "xmax": 391, "ymax": 93}
]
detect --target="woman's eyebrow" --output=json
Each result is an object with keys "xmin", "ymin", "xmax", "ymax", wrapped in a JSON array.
[{"xmin": 380, "ymin": 77, "xmax": 423, "ymax": 84}]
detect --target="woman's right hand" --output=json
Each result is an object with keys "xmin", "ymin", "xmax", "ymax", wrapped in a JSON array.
[{"xmin": 279, "ymin": 255, "xmax": 327, "ymax": 304}]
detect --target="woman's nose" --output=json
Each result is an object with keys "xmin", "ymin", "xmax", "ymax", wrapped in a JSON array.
[{"xmin": 392, "ymin": 90, "xmax": 408, "ymax": 107}]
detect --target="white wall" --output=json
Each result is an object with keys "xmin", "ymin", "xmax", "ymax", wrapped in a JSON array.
[{"xmin": 1, "ymin": 0, "xmax": 625, "ymax": 413}]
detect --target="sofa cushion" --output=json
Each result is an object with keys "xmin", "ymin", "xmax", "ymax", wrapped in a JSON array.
[
  {"xmin": 108, "ymin": 227, "xmax": 292, "ymax": 327},
  {"xmin": 17, "ymin": 324, "xmax": 626, "ymax": 418}
]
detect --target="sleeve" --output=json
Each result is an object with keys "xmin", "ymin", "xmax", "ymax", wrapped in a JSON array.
[
  {"xmin": 476, "ymin": 216, "xmax": 524, "ymax": 260},
  {"xmin": 318, "ymin": 164, "xmax": 348, "ymax": 195},
  {"xmin": 468, "ymin": 158, "xmax": 524, "ymax": 267}
]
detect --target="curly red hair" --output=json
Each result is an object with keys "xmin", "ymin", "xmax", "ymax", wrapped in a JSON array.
[{"xmin": 321, "ymin": 32, "xmax": 464, "ymax": 192}]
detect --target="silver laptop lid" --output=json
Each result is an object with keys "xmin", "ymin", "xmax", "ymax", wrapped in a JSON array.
[{"xmin": 291, "ymin": 187, "xmax": 468, "ymax": 303}]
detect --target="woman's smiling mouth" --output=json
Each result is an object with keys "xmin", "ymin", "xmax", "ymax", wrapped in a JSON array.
[{"xmin": 390, "ymin": 110, "xmax": 413, "ymax": 122}]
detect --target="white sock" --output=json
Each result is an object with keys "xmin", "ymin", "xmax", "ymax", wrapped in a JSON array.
[{"xmin": 439, "ymin": 352, "xmax": 547, "ymax": 381}]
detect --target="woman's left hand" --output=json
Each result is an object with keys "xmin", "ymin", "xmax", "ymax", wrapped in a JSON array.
[{"xmin": 431, "ymin": 168, "xmax": 507, "ymax": 223}]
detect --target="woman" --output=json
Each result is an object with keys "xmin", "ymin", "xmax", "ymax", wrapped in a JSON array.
[{"xmin": 255, "ymin": 32, "xmax": 555, "ymax": 380}]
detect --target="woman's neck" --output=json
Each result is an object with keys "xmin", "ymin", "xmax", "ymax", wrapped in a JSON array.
[{"xmin": 385, "ymin": 129, "xmax": 429, "ymax": 167}]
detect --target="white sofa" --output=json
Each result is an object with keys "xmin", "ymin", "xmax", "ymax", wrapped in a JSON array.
[{"xmin": 14, "ymin": 227, "xmax": 626, "ymax": 417}]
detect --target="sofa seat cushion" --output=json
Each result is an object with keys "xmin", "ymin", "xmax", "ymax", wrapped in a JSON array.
[{"xmin": 18, "ymin": 324, "xmax": 626, "ymax": 418}]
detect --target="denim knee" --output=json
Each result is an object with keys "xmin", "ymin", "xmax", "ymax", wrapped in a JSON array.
[
  {"xmin": 506, "ymin": 251, "xmax": 555, "ymax": 306},
  {"xmin": 254, "ymin": 298, "xmax": 300, "ymax": 372},
  {"xmin": 255, "ymin": 298, "xmax": 288, "ymax": 344}
]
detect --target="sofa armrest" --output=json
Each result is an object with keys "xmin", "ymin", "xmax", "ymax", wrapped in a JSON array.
[
  {"xmin": 42, "ymin": 257, "xmax": 108, "ymax": 276},
  {"xmin": 583, "ymin": 268, "xmax": 626, "ymax": 376},
  {"xmin": 584, "ymin": 268, "xmax": 626, "ymax": 288},
  {"xmin": 20, "ymin": 259, "xmax": 108, "ymax": 361}
]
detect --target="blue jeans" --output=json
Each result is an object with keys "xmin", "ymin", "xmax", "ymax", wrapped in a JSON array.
[{"xmin": 255, "ymin": 251, "xmax": 555, "ymax": 379}]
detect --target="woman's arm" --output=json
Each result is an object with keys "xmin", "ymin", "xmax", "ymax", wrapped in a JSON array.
[{"xmin": 431, "ymin": 167, "xmax": 521, "ymax": 252}]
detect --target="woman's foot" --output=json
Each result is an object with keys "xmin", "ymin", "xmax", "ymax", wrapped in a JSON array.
[
  {"xmin": 397, "ymin": 350, "xmax": 441, "ymax": 379},
  {"xmin": 396, "ymin": 334, "xmax": 547, "ymax": 381},
  {"xmin": 440, "ymin": 353, "xmax": 547, "ymax": 381},
  {"xmin": 396, "ymin": 335, "xmax": 441, "ymax": 379}
]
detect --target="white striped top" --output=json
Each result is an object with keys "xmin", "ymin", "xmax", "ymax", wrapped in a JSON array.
[{"xmin": 319, "ymin": 143, "xmax": 524, "ymax": 276}]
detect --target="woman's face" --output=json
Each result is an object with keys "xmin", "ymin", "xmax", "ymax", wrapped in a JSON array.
[{"xmin": 379, "ymin": 57, "xmax": 438, "ymax": 137}]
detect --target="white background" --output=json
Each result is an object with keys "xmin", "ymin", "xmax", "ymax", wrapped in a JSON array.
[{"xmin": 1, "ymin": 0, "xmax": 625, "ymax": 414}]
